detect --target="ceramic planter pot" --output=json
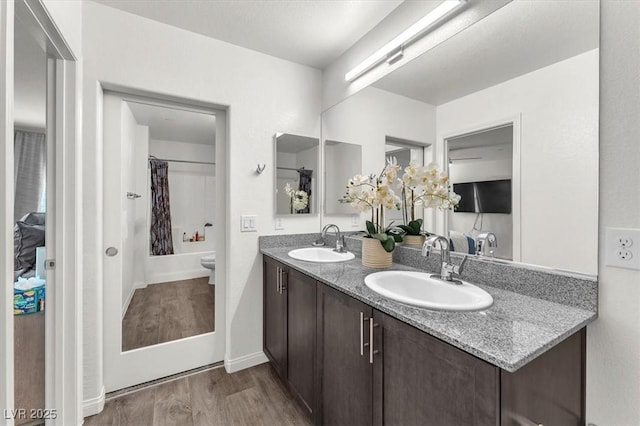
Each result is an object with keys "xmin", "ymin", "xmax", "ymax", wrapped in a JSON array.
[
  {"xmin": 362, "ymin": 237, "xmax": 393, "ymax": 268},
  {"xmin": 403, "ymin": 235, "xmax": 426, "ymax": 247}
]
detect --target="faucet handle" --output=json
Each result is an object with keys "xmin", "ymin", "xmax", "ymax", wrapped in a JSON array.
[
  {"xmin": 453, "ymin": 255, "xmax": 468, "ymax": 275},
  {"xmin": 334, "ymin": 235, "xmax": 348, "ymax": 253},
  {"xmin": 422, "ymin": 240, "xmax": 432, "ymax": 257}
]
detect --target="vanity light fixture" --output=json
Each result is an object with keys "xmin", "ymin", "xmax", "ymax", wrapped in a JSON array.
[{"xmin": 344, "ymin": 0, "xmax": 465, "ymax": 82}]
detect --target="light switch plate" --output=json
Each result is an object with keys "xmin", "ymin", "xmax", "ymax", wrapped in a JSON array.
[
  {"xmin": 352, "ymin": 214, "xmax": 360, "ymax": 227},
  {"xmin": 605, "ymin": 227, "xmax": 640, "ymax": 270},
  {"xmin": 240, "ymin": 215, "xmax": 257, "ymax": 232}
]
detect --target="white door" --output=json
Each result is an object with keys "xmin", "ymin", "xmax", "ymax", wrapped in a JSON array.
[{"xmin": 102, "ymin": 92, "xmax": 225, "ymax": 392}]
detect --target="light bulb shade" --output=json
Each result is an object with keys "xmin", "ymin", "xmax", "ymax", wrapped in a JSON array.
[{"xmin": 345, "ymin": 0, "xmax": 465, "ymax": 82}]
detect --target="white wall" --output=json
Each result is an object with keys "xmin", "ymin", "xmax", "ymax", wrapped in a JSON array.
[
  {"xmin": 41, "ymin": 0, "xmax": 82, "ymax": 58},
  {"xmin": 321, "ymin": 86, "xmax": 436, "ymax": 230},
  {"xmin": 587, "ymin": 2, "xmax": 640, "ymax": 424},
  {"xmin": 325, "ymin": 142, "xmax": 362, "ymax": 215},
  {"xmin": 437, "ymin": 49, "xmax": 599, "ymax": 275},
  {"xmin": 80, "ymin": 1, "xmax": 321, "ymax": 408}
]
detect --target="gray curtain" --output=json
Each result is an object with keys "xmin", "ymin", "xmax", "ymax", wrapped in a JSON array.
[
  {"xmin": 14, "ymin": 131, "xmax": 46, "ymax": 222},
  {"xmin": 298, "ymin": 169, "xmax": 313, "ymax": 214},
  {"xmin": 149, "ymin": 159, "xmax": 174, "ymax": 255}
]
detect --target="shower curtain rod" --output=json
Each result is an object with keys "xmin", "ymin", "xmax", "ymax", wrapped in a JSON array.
[
  {"xmin": 149, "ymin": 155, "xmax": 215, "ymax": 166},
  {"xmin": 277, "ymin": 166, "xmax": 308, "ymax": 172}
]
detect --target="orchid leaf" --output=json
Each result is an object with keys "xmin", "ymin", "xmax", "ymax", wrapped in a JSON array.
[
  {"xmin": 372, "ymin": 233, "xmax": 395, "ymax": 252},
  {"xmin": 366, "ymin": 220, "xmax": 377, "ymax": 236}
]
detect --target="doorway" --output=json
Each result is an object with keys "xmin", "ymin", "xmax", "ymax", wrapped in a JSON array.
[
  {"xmin": 1, "ymin": 1, "xmax": 81, "ymax": 424},
  {"xmin": 102, "ymin": 91, "xmax": 226, "ymax": 392},
  {"xmin": 384, "ymin": 137, "xmax": 433, "ymax": 230}
]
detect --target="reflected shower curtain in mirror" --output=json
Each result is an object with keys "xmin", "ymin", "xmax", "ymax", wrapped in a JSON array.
[
  {"xmin": 298, "ymin": 169, "xmax": 313, "ymax": 214},
  {"xmin": 149, "ymin": 159, "xmax": 174, "ymax": 255},
  {"xmin": 14, "ymin": 131, "xmax": 46, "ymax": 222}
]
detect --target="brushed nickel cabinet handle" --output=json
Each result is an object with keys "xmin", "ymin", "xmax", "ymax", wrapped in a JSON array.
[
  {"xmin": 360, "ymin": 312, "xmax": 371, "ymax": 356},
  {"xmin": 276, "ymin": 267, "xmax": 281, "ymax": 293},
  {"xmin": 281, "ymin": 270, "xmax": 287, "ymax": 292},
  {"xmin": 360, "ymin": 312, "xmax": 365, "ymax": 356},
  {"xmin": 369, "ymin": 320, "xmax": 379, "ymax": 364}
]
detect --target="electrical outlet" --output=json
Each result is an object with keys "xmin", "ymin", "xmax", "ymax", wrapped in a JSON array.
[
  {"xmin": 616, "ymin": 249, "xmax": 633, "ymax": 261},
  {"xmin": 616, "ymin": 236, "xmax": 633, "ymax": 247},
  {"xmin": 351, "ymin": 214, "xmax": 360, "ymax": 227},
  {"xmin": 605, "ymin": 227, "xmax": 640, "ymax": 270},
  {"xmin": 275, "ymin": 217, "xmax": 284, "ymax": 230}
]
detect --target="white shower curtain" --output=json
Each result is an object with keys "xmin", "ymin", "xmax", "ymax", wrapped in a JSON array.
[{"xmin": 14, "ymin": 130, "xmax": 46, "ymax": 222}]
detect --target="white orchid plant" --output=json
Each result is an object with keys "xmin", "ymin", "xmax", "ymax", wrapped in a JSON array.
[
  {"xmin": 284, "ymin": 183, "xmax": 309, "ymax": 213},
  {"xmin": 343, "ymin": 158, "xmax": 461, "ymax": 250},
  {"xmin": 398, "ymin": 162, "xmax": 461, "ymax": 235},
  {"xmin": 343, "ymin": 158, "xmax": 404, "ymax": 252}
]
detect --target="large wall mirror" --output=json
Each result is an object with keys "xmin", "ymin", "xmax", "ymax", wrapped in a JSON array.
[
  {"xmin": 274, "ymin": 133, "xmax": 319, "ymax": 216},
  {"xmin": 320, "ymin": 1, "xmax": 599, "ymax": 275},
  {"xmin": 324, "ymin": 140, "xmax": 362, "ymax": 215}
]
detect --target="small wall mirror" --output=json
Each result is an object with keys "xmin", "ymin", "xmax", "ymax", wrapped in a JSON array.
[
  {"xmin": 275, "ymin": 133, "xmax": 319, "ymax": 215},
  {"xmin": 324, "ymin": 140, "xmax": 362, "ymax": 215}
]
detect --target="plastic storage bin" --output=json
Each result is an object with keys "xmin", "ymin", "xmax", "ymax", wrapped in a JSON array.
[{"xmin": 14, "ymin": 279, "xmax": 45, "ymax": 315}]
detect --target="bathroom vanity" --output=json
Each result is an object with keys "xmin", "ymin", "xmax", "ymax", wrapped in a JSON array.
[{"xmin": 261, "ymin": 235, "xmax": 596, "ymax": 426}]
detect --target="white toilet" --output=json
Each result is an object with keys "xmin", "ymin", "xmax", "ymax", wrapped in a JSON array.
[{"xmin": 200, "ymin": 254, "xmax": 215, "ymax": 285}]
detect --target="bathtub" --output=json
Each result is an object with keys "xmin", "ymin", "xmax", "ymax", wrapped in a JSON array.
[{"xmin": 145, "ymin": 250, "xmax": 213, "ymax": 285}]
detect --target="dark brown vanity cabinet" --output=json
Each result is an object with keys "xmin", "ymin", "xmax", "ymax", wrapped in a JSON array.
[
  {"xmin": 316, "ymin": 287, "xmax": 498, "ymax": 426},
  {"xmin": 263, "ymin": 257, "xmax": 317, "ymax": 418},
  {"xmin": 263, "ymin": 256, "xmax": 585, "ymax": 426},
  {"xmin": 263, "ymin": 257, "xmax": 288, "ymax": 379},
  {"xmin": 500, "ymin": 330, "xmax": 585, "ymax": 426},
  {"xmin": 372, "ymin": 310, "xmax": 499, "ymax": 425},
  {"xmin": 317, "ymin": 283, "xmax": 374, "ymax": 426}
]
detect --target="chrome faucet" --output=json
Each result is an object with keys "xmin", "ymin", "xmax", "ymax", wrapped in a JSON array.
[
  {"xmin": 476, "ymin": 232, "xmax": 497, "ymax": 257},
  {"xmin": 422, "ymin": 235, "xmax": 467, "ymax": 284},
  {"xmin": 313, "ymin": 224, "xmax": 347, "ymax": 253}
]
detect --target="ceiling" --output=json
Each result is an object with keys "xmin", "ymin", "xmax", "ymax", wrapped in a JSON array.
[
  {"xmin": 91, "ymin": 0, "xmax": 403, "ymax": 69},
  {"xmin": 127, "ymin": 101, "xmax": 216, "ymax": 145},
  {"xmin": 448, "ymin": 125, "xmax": 513, "ymax": 162},
  {"xmin": 373, "ymin": 0, "xmax": 599, "ymax": 105}
]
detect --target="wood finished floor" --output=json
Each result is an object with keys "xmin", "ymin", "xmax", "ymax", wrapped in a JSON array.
[
  {"xmin": 84, "ymin": 363, "xmax": 312, "ymax": 426},
  {"xmin": 122, "ymin": 277, "xmax": 214, "ymax": 351}
]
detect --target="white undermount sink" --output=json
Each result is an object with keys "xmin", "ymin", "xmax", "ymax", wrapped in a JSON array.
[
  {"xmin": 288, "ymin": 247, "xmax": 355, "ymax": 263},
  {"xmin": 364, "ymin": 271, "xmax": 493, "ymax": 311}
]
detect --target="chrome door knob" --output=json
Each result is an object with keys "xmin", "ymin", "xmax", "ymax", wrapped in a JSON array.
[{"xmin": 105, "ymin": 247, "xmax": 118, "ymax": 257}]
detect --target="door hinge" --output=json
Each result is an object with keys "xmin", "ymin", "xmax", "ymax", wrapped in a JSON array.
[{"xmin": 45, "ymin": 259, "xmax": 56, "ymax": 270}]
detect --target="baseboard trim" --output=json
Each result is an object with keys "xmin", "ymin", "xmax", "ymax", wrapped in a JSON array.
[
  {"xmin": 83, "ymin": 386, "xmax": 105, "ymax": 418},
  {"xmin": 146, "ymin": 270, "xmax": 209, "ymax": 285},
  {"xmin": 224, "ymin": 351, "xmax": 268, "ymax": 373},
  {"xmin": 121, "ymin": 281, "xmax": 146, "ymax": 319}
]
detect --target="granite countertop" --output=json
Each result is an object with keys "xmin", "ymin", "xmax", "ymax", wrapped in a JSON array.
[{"xmin": 260, "ymin": 244, "xmax": 597, "ymax": 372}]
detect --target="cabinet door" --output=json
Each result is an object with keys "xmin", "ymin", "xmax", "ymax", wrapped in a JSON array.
[
  {"xmin": 287, "ymin": 268, "xmax": 316, "ymax": 417},
  {"xmin": 373, "ymin": 310, "xmax": 499, "ymax": 426},
  {"xmin": 501, "ymin": 329, "xmax": 585, "ymax": 426},
  {"xmin": 263, "ymin": 258, "xmax": 287, "ymax": 379},
  {"xmin": 317, "ymin": 284, "xmax": 373, "ymax": 426}
]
